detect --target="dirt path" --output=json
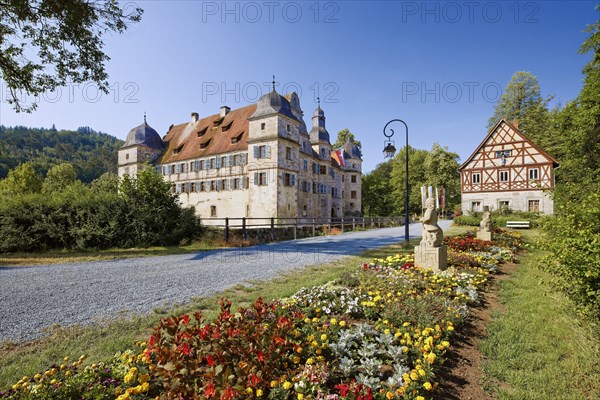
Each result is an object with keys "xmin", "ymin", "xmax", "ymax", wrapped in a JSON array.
[{"xmin": 436, "ymin": 261, "xmax": 519, "ymax": 399}]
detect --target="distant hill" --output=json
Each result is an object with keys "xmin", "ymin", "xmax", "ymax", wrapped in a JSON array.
[{"xmin": 0, "ymin": 125, "xmax": 124, "ymax": 183}]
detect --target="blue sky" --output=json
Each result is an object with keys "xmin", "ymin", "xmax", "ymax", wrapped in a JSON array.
[{"xmin": 0, "ymin": 1, "xmax": 597, "ymax": 173}]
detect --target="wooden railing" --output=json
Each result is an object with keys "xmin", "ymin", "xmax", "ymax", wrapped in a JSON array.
[{"xmin": 201, "ymin": 216, "xmax": 406, "ymax": 243}]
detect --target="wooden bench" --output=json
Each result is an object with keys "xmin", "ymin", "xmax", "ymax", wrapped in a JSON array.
[{"xmin": 506, "ymin": 221, "xmax": 531, "ymax": 229}]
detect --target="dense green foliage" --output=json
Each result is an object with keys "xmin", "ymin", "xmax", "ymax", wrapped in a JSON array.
[
  {"xmin": 488, "ymin": 15, "xmax": 600, "ymax": 324},
  {"xmin": 0, "ymin": 166, "xmax": 202, "ymax": 253},
  {"xmin": 539, "ymin": 184, "xmax": 600, "ymax": 323},
  {"xmin": 0, "ymin": 125, "xmax": 123, "ymax": 182},
  {"xmin": 0, "ymin": 0, "xmax": 142, "ymax": 112},
  {"xmin": 362, "ymin": 144, "xmax": 460, "ymax": 216},
  {"xmin": 332, "ymin": 128, "xmax": 362, "ymax": 150}
]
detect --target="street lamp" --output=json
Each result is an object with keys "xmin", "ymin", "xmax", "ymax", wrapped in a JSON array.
[{"xmin": 383, "ymin": 119, "xmax": 409, "ymax": 244}]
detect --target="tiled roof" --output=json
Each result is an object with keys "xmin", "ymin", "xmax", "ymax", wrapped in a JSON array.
[{"xmin": 159, "ymin": 104, "xmax": 256, "ymax": 164}]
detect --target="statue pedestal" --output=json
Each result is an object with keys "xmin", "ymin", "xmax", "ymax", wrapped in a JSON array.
[
  {"xmin": 477, "ymin": 230, "xmax": 493, "ymax": 241},
  {"xmin": 414, "ymin": 243, "xmax": 447, "ymax": 272}
]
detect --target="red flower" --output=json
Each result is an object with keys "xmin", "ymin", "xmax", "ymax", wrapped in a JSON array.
[
  {"xmin": 277, "ymin": 316, "xmax": 290, "ymax": 328},
  {"xmin": 335, "ymin": 383, "xmax": 349, "ymax": 397},
  {"xmin": 221, "ymin": 386, "xmax": 236, "ymax": 400},
  {"xmin": 199, "ymin": 326, "xmax": 210, "ymax": 340},
  {"xmin": 182, "ymin": 314, "xmax": 190, "ymax": 326},
  {"xmin": 206, "ymin": 354, "xmax": 216, "ymax": 366},
  {"xmin": 273, "ymin": 336, "xmax": 285, "ymax": 345},
  {"xmin": 205, "ymin": 382, "xmax": 215, "ymax": 398},
  {"xmin": 257, "ymin": 351, "xmax": 264, "ymax": 363},
  {"xmin": 178, "ymin": 342, "xmax": 191, "ymax": 356},
  {"xmin": 249, "ymin": 373, "xmax": 261, "ymax": 387}
]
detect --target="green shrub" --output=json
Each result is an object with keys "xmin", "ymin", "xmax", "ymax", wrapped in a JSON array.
[{"xmin": 539, "ymin": 184, "xmax": 600, "ymax": 324}]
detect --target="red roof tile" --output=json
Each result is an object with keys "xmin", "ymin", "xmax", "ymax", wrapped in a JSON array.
[{"xmin": 159, "ymin": 104, "xmax": 256, "ymax": 163}]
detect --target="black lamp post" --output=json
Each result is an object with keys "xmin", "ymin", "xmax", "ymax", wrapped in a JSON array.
[{"xmin": 383, "ymin": 119, "xmax": 409, "ymax": 244}]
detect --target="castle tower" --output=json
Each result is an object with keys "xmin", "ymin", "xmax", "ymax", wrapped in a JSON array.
[
  {"xmin": 340, "ymin": 138, "xmax": 363, "ymax": 215},
  {"xmin": 247, "ymin": 87, "xmax": 302, "ymax": 219},
  {"xmin": 118, "ymin": 116, "xmax": 164, "ymax": 178}
]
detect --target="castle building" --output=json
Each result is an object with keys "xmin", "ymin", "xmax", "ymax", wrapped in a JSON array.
[
  {"xmin": 118, "ymin": 89, "xmax": 362, "ymax": 224},
  {"xmin": 459, "ymin": 118, "xmax": 559, "ymax": 214}
]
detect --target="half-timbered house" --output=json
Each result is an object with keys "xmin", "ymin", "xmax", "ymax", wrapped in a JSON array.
[{"xmin": 459, "ymin": 118, "xmax": 559, "ymax": 214}]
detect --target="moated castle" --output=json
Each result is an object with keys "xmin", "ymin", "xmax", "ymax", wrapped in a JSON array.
[{"xmin": 117, "ymin": 88, "xmax": 362, "ymax": 224}]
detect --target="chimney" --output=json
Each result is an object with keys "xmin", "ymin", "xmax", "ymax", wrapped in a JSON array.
[
  {"xmin": 220, "ymin": 106, "xmax": 230, "ymax": 117},
  {"xmin": 191, "ymin": 112, "xmax": 199, "ymax": 123}
]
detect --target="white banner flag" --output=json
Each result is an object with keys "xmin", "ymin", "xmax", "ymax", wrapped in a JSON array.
[{"xmin": 421, "ymin": 186, "xmax": 427, "ymax": 209}]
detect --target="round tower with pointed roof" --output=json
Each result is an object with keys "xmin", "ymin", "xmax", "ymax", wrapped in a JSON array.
[
  {"xmin": 309, "ymin": 102, "xmax": 332, "ymax": 161},
  {"xmin": 118, "ymin": 116, "xmax": 164, "ymax": 178}
]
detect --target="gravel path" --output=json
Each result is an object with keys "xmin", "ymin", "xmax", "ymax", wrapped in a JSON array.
[{"xmin": 0, "ymin": 221, "xmax": 452, "ymax": 342}]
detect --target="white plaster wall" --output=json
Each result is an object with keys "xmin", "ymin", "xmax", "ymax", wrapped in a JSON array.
[{"xmin": 462, "ymin": 190, "xmax": 554, "ymax": 214}]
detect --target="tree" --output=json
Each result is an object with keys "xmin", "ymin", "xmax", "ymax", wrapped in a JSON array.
[
  {"xmin": 362, "ymin": 161, "xmax": 395, "ymax": 216},
  {"xmin": 1, "ymin": 0, "xmax": 143, "ymax": 112},
  {"xmin": 0, "ymin": 162, "xmax": 42, "ymax": 195},
  {"xmin": 487, "ymin": 71, "xmax": 552, "ymax": 140},
  {"xmin": 390, "ymin": 146, "xmax": 429, "ymax": 216},
  {"xmin": 91, "ymin": 172, "xmax": 119, "ymax": 194},
  {"xmin": 42, "ymin": 163, "xmax": 77, "ymax": 194},
  {"xmin": 423, "ymin": 143, "xmax": 461, "ymax": 212},
  {"xmin": 119, "ymin": 167, "xmax": 200, "ymax": 246},
  {"xmin": 333, "ymin": 128, "xmax": 362, "ymax": 150}
]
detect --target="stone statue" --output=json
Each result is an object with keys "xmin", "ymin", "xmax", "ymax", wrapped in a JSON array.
[
  {"xmin": 480, "ymin": 207, "xmax": 491, "ymax": 232},
  {"xmin": 420, "ymin": 197, "xmax": 443, "ymax": 247},
  {"xmin": 477, "ymin": 206, "xmax": 493, "ymax": 241}
]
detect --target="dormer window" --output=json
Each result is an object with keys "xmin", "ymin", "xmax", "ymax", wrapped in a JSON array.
[
  {"xmin": 173, "ymin": 144, "xmax": 184, "ymax": 154},
  {"xmin": 222, "ymin": 121, "xmax": 233, "ymax": 132},
  {"xmin": 286, "ymin": 124, "xmax": 291, "ymax": 133},
  {"xmin": 261, "ymin": 123, "xmax": 266, "ymax": 130},
  {"xmin": 200, "ymin": 138, "xmax": 211, "ymax": 149},
  {"xmin": 213, "ymin": 116, "xmax": 224, "ymax": 126},
  {"xmin": 231, "ymin": 131, "xmax": 244, "ymax": 144},
  {"xmin": 197, "ymin": 127, "xmax": 208, "ymax": 137}
]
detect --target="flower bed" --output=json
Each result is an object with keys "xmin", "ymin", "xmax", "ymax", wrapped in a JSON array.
[{"xmin": 1, "ymin": 230, "xmax": 522, "ymax": 400}]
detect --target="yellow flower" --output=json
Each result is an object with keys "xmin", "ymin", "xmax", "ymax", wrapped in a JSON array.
[
  {"xmin": 256, "ymin": 389, "xmax": 264, "ymax": 397},
  {"xmin": 339, "ymin": 320, "xmax": 346, "ymax": 327},
  {"xmin": 321, "ymin": 334, "xmax": 327, "ymax": 341},
  {"xmin": 270, "ymin": 380, "xmax": 278, "ymax": 388},
  {"xmin": 416, "ymin": 396, "xmax": 425, "ymax": 400},
  {"xmin": 246, "ymin": 387, "xmax": 254, "ymax": 394},
  {"xmin": 410, "ymin": 372, "xmax": 419, "ymax": 381},
  {"xmin": 385, "ymin": 391, "xmax": 394, "ymax": 399},
  {"xmin": 426, "ymin": 352, "xmax": 437, "ymax": 364},
  {"xmin": 138, "ymin": 373, "xmax": 150, "ymax": 384},
  {"xmin": 293, "ymin": 356, "xmax": 301, "ymax": 363},
  {"xmin": 283, "ymin": 381, "xmax": 292, "ymax": 390},
  {"xmin": 330, "ymin": 318, "xmax": 338, "ymax": 325},
  {"xmin": 298, "ymin": 394, "xmax": 304, "ymax": 400},
  {"xmin": 423, "ymin": 382, "xmax": 432, "ymax": 391},
  {"xmin": 306, "ymin": 357, "xmax": 315, "ymax": 365}
]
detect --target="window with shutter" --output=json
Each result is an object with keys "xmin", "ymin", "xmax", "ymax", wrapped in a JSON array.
[{"xmin": 241, "ymin": 153, "xmax": 247, "ymax": 165}]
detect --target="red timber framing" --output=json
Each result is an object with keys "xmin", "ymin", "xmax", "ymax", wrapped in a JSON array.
[{"xmin": 459, "ymin": 119, "xmax": 559, "ymax": 194}]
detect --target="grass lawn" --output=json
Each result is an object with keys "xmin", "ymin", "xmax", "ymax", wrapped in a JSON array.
[{"xmin": 481, "ymin": 243, "xmax": 600, "ymax": 399}]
